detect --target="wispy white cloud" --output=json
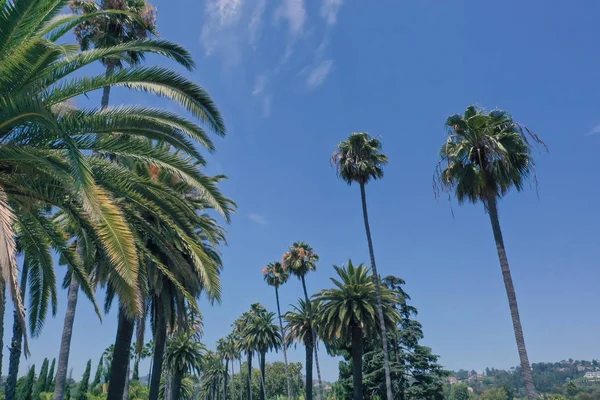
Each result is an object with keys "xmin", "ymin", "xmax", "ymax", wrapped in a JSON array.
[
  {"xmin": 275, "ymin": 0, "xmax": 306, "ymax": 37},
  {"xmin": 587, "ymin": 124, "xmax": 600, "ymax": 136},
  {"xmin": 252, "ymin": 75, "xmax": 267, "ymax": 96},
  {"xmin": 248, "ymin": 0, "xmax": 267, "ymax": 46},
  {"xmin": 306, "ymin": 59, "xmax": 334, "ymax": 89},
  {"xmin": 248, "ymin": 213, "xmax": 268, "ymax": 225},
  {"xmin": 201, "ymin": 0, "xmax": 244, "ymax": 56},
  {"xmin": 321, "ymin": 0, "xmax": 344, "ymax": 25}
]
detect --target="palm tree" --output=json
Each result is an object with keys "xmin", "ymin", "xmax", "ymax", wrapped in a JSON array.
[
  {"xmin": 332, "ymin": 131, "xmax": 393, "ymax": 400},
  {"xmin": 234, "ymin": 303, "xmax": 266, "ymax": 400},
  {"xmin": 434, "ymin": 105, "xmax": 545, "ymax": 400},
  {"xmin": 284, "ymin": 299, "xmax": 317, "ymax": 400},
  {"xmin": 283, "ymin": 242, "xmax": 323, "ymax": 400},
  {"xmin": 165, "ymin": 332, "xmax": 205, "ymax": 400},
  {"xmin": 262, "ymin": 261, "xmax": 292, "ymax": 400},
  {"xmin": 244, "ymin": 310, "xmax": 281, "ymax": 400},
  {"xmin": 69, "ymin": 0, "xmax": 158, "ymax": 108},
  {"xmin": 315, "ymin": 261, "xmax": 400, "ymax": 400},
  {"xmin": 217, "ymin": 336, "xmax": 238, "ymax": 400}
]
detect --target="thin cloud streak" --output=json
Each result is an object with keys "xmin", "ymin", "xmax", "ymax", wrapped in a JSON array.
[
  {"xmin": 321, "ymin": 0, "xmax": 344, "ymax": 25},
  {"xmin": 306, "ymin": 59, "xmax": 334, "ymax": 89},
  {"xmin": 248, "ymin": 213, "xmax": 268, "ymax": 225}
]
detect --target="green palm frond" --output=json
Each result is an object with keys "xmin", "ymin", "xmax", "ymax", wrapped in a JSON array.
[
  {"xmin": 314, "ymin": 260, "xmax": 401, "ymax": 347},
  {"xmin": 332, "ymin": 132, "xmax": 388, "ymax": 185},
  {"xmin": 434, "ymin": 105, "xmax": 545, "ymax": 205},
  {"xmin": 282, "ymin": 241, "xmax": 319, "ymax": 279}
]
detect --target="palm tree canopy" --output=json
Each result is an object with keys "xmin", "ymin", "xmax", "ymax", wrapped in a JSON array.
[
  {"xmin": 314, "ymin": 260, "xmax": 401, "ymax": 347},
  {"xmin": 243, "ymin": 310, "xmax": 282, "ymax": 355},
  {"xmin": 435, "ymin": 105, "xmax": 545, "ymax": 205},
  {"xmin": 282, "ymin": 242, "xmax": 318, "ymax": 279},
  {"xmin": 332, "ymin": 132, "xmax": 388, "ymax": 185},
  {"xmin": 0, "ymin": 0, "xmax": 231, "ymax": 322},
  {"xmin": 70, "ymin": 0, "xmax": 159, "ymax": 68},
  {"xmin": 283, "ymin": 298, "xmax": 319, "ymax": 347},
  {"xmin": 262, "ymin": 261, "xmax": 289, "ymax": 288},
  {"xmin": 165, "ymin": 332, "xmax": 205, "ymax": 375}
]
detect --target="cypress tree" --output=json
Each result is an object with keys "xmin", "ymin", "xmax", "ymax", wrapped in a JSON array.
[
  {"xmin": 32, "ymin": 358, "xmax": 49, "ymax": 400},
  {"xmin": 17, "ymin": 365, "xmax": 35, "ymax": 400},
  {"xmin": 91, "ymin": 356, "xmax": 103, "ymax": 388},
  {"xmin": 76, "ymin": 360, "xmax": 92, "ymax": 400},
  {"xmin": 46, "ymin": 359, "xmax": 56, "ymax": 392}
]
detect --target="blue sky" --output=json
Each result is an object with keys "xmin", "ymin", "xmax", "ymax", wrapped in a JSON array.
[{"xmin": 7, "ymin": 0, "xmax": 600, "ymax": 383}]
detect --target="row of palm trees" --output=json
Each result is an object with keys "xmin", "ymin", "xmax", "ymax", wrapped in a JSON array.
[
  {"xmin": 0, "ymin": 1, "xmax": 233, "ymax": 400},
  {"xmin": 206, "ymin": 255, "xmax": 402, "ymax": 400}
]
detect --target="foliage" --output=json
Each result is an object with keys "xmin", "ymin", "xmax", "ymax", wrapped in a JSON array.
[
  {"xmin": 17, "ymin": 365, "xmax": 36, "ymax": 400},
  {"xmin": 32, "ymin": 358, "xmax": 49, "ymax": 400},
  {"xmin": 76, "ymin": 359, "xmax": 92, "ymax": 400},
  {"xmin": 91, "ymin": 356, "xmax": 103, "ymax": 387},
  {"xmin": 332, "ymin": 274, "xmax": 447, "ymax": 400},
  {"xmin": 46, "ymin": 359, "xmax": 56, "ymax": 392},
  {"xmin": 450, "ymin": 383, "xmax": 473, "ymax": 400},
  {"xmin": 480, "ymin": 387, "xmax": 509, "ymax": 400},
  {"xmin": 331, "ymin": 132, "xmax": 388, "ymax": 186},
  {"xmin": 228, "ymin": 362, "xmax": 304, "ymax": 400},
  {"xmin": 127, "ymin": 380, "xmax": 149, "ymax": 400}
]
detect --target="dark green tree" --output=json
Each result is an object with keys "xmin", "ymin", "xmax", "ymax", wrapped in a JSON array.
[
  {"xmin": 91, "ymin": 356, "xmax": 103, "ymax": 388},
  {"xmin": 332, "ymin": 131, "xmax": 393, "ymax": 400},
  {"xmin": 315, "ymin": 261, "xmax": 400, "ymax": 400},
  {"xmin": 435, "ymin": 105, "xmax": 545, "ymax": 400},
  {"xmin": 76, "ymin": 360, "xmax": 92, "ymax": 400},
  {"xmin": 284, "ymin": 299, "xmax": 316, "ymax": 400},
  {"xmin": 450, "ymin": 383, "xmax": 473, "ymax": 400},
  {"xmin": 17, "ymin": 365, "xmax": 36, "ymax": 400},
  {"xmin": 46, "ymin": 359, "xmax": 56, "ymax": 392},
  {"xmin": 32, "ymin": 358, "xmax": 49, "ymax": 400}
]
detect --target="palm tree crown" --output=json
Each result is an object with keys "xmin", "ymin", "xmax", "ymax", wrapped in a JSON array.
[
  {"xmin": 243, "ymin": 310, "xmax": 282, "ymax": 355},
  {"xmin": 282, "ymin": 242, "xmax": 318, "ymax": 279},
  {"xmin": 284, "ymin": 299, "xmax": 316, "ymax": 347},
  {"xmin": 435, "ymin": 105, "xmax": 545, "ymax": 205},
  {"xmin": 262, "ymin": 261, "xmax": 289, "ymax": 288},
  {"xmin": 331, "ymin": 132, "xmax": 388, "ymax": 185},
  {"xmin": 315, "ymin": 260, "xmax": 400, "ymax": 346},
  {"xmin": 165, "ymin": 332, "xmax": 205, "ymax": 376}
]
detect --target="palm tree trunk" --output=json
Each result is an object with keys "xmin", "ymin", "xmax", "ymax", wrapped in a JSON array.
[
  {"xmin": 5, "ymin": 261, "xmax": 28, "ymax": 400},
  {"xmin": 107, "ymin": 308, "xmax": 135, "ymax": 400},
  {"xmin": 259, "ymin": 351, "xmax": 266, "ymax": 400},
  {"xmin": 230, "ymin": 360, "xmax": 234, "ymax": 400},
  {"xmin": 224, "ymin": 359, "xmax": 229, "ymax": 400},
  {"xmin": 486, "ymin": 196, "xmax": 536, "ymax": 400},
  {"xmin": 132, "ymin": 357, "xmax": 139, "ymax": 381},
  {"xmin": 122, "ymin": 359, "xmax": 131, "ymax": 400},
  {"xmin": 53, "ymin": 278, "xmax": 80, "ymax": 400},
  {"xmin": 149, "ymin": 310, "xmax": 166, "ymax": 400},
  {"xmin": 147, "ymin": 354, "xmax": 153, "ymax": 388},
  {"xmin": 101, "ymin": 62, "xmax": 115, "ymax": 109},
  {"xmin": 171, "ymin": 372, "xmax": 183, "ymax": 400},
  {"xmin": 359, "ymin": 182, "xmax": 393, "ymax": 400},
  {"xmin": 0, "ymin": 280, "xmax": 5, "ymax": 378},
  {"xmin": 305, "ymin": 335, "xmax": 313, "ymax": 400},
  {"xmin": 351, "ymin": 325, "xmax": 363, "ymax": 400},
  {"xmin": 238, "ymin": 359, "xmax": 242, "ymax": 400},
  {"xmin": 300, "ymin": 277, "xmax": 323, "ymax": 400},
  {"xmin": 275, "ymin": 286, "xmax": 293, "ymax": 400},
  {"xmin": 246, "ymin": 353, "xmax": 253, "ymax": 400}
]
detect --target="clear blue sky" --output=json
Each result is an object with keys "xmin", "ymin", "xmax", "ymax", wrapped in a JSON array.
[{"xmin": 7, "ymin": 0, "xmax": 600, "ymax": 383}]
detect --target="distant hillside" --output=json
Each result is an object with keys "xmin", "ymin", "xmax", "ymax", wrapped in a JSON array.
[{"xmin": 450, "ymin": 359, "xmax": 600, "ymax": 395}]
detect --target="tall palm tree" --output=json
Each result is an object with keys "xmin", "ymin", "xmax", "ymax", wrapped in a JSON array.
[
  {"xmin": 234, "ymin": 303, "xmax": 266, "ymax": 400},
  {"xmin": 165, "ymin": 332, "xmax": 205, "ymax": 400},
  {"xmin": 284, "ymin": 299, "xmax": 318, "ymax": 400},
  {"xmin": 315, "ymin": 261, "xmax": 400, "ymax": 400},
  {"xmin": 282, "ymin": 242, "xmax": 323, "ymax": 400},
  {"xmin": 244, "ymin": 310, "xmax": 281, "ymax": 400},
  {"xmin": 434, "ymin": 105, "xmax": 545, "ymax": 400},
  {"xmin": 262, "ymin": 261, "xmax": 292, "ymax": 400},
  {"xmin": 332, "ymin": 132, "xmax": 393, "ymax": 400},
  {"xmin": 217, "ymin": 335, "xmax": 238, "ymax": 400},
  {"xmin": 69, "ymin": 0, "xmax": 158, "ymax": 108}
]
